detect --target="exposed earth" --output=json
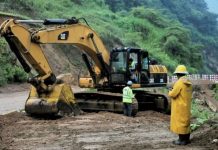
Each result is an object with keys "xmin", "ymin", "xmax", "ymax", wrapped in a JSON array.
[
  {"xmin": 0, "ymin": 82, "xmax": 217, "ymax": 150},
  {"xmin": 0, "ymin": 111, "xmax": 217, "ymax": 150}
]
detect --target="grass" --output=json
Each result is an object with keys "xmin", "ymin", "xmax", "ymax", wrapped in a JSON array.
[{"xmin": 0, "ymin": 11, "xmax": 30, "ymax": 19}]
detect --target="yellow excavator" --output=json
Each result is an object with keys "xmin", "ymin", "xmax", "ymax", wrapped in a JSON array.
[{"xmin": 0, "ymin": 17, "xmax": 169, "ymax": 116}]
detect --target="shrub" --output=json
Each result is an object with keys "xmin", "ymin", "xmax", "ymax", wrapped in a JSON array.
[
  {"xmin": 191, "ymin": 99, "xmax": 217, "ymax": 131},
  {"xmin": 131, "ymin": 7, "xmax": 169, "ymax": 28},
  {"xmin": 0, "ymin": 45, "xmax": 28, "ymax": 86}
]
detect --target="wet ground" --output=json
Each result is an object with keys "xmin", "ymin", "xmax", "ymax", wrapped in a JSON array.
[
  {"xmin": 0, "ymin": 111, "xmax": 217, "ymax": 150},
  {"xmin": 0, "ymin": 82, "xmax": 217, "ymax": 149},
  {"xmin": 0, "ymin": 84, "xmax": 84, "ymax": 115}
]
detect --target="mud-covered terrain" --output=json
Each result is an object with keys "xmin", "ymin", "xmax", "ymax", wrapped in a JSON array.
[
  {"xmin": 0, "ymin": 111, "xmax": 217, "ymax": 150},
  {"xmin": 0, "ymin": 81, "xmax": 217, "ymax": 149}
]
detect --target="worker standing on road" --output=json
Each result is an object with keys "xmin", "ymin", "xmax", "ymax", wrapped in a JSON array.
[
  {"xmin": 122, "ymin": 81, "xmax": 135, "ymax": 117},
  {"xmin": 168, "ymin": 65, "xmax": 193, "ymax": 145}
]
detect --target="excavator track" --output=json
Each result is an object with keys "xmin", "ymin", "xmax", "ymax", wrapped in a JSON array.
[
  {"xmin": 74, "ymin": 91, "xmax": 138, "ymax": 116},
  {"xmin": 134, "ymin": 90, "xmax": 170, "ymax": 113},
  {"xmin": 74, "ymin": 90, "xmax": 170, "ymax": 116}
]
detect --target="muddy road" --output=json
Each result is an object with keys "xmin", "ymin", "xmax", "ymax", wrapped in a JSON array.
[
  {"xmin": 0, "ymin": 91, "xmax": 28, "ymax": 115},
  {"xmin": 0, "ymin": 111, "xmax": 217, "ymax": 150},
  {"xmin": 0, "ymin": 85, "xmax": 84, "ymax": 115},
  {"xmin": 0, "ymin": 83, "xmax": 217, "ymax": 149}
]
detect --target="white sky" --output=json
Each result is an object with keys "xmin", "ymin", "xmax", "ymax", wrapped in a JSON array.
[{"xmin": 205, "ymin": 0, "xmax": 218, "ymax": 14}]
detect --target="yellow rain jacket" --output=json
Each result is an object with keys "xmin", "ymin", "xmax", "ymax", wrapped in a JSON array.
[{"xmin": 168, "ymin": 76, "xmax": 192, "ymax": 134}]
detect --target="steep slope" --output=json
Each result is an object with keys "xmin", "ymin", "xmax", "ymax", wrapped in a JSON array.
[
  {"xmin": 0, "ymin": 0, "xmax": 217, "ymax": 85},
  {"xmin": 105, "ymin": 0, "xmax": 218, "ymax": 73}
]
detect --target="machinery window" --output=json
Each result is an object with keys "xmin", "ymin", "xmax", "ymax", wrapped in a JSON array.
[
  {"xmin": 111, "ymin": 52, "xmax": 127, "ymax": 73},
  {"xmin": 142, "ymin": 57, "xmax": 149, "ymax": 70}
]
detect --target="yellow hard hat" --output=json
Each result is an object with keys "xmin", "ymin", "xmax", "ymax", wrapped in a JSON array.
[{"xmin": 174, "ymin": 65, "xmax": 188, "ymax": 75}]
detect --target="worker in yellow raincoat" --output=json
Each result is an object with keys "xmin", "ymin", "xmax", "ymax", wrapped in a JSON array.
[{"xmin": 168, "ymin": 65, "xmax": 193, "ymax": 145}]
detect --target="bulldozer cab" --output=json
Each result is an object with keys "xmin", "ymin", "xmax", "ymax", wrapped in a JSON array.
[{"xmin": 109, "ymin": 48, "xmax": 150, "ymax": 87}]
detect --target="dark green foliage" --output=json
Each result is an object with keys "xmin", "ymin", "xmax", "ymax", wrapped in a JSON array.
[
  {"xmin": 161, "ymin": 26, "xmax": 203, "ymax": 72},
  {"xmin": 0, "ymin": 0, "xmax": 37, "ymax": 17},
  {"xmin": 105, "ymin": 0, "xmax": 145, "ymax": 12},
  {"xmin": 163, "ymin": 27, "xmax": 190, "ymax": 44},
  {"xmin": 106, "ymin": 0, "xmax": 218, "ymax": 73},
  {"xmin": 131, "ymin": 7, "xmax": 169, "ymax": 28},
  {"xmin": 0, "ymin": 39, "xmax": 27, "ymax": 86},
  {"xmin": 162, "ymin": 26, "xmax": 190, "ymax": 58},
  {"xmin": 160, "ymin": 0, "xmax": 218, "ymax": 35}
]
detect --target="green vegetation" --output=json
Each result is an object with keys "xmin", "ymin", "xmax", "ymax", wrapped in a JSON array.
[
  {"xmin": 0, "ymin": 0, "xmax": 217, "ymax": 86},
  {"xmin": 191, "ymin": 99, "xmax": 218, "ymax": 131},
  {"xmin": 0, "ymin": 11, "xmax": 30, "ymax": 19},
  {"xmin": 0, "ymin": 39, "xmax": 28, "ymax": 86}
]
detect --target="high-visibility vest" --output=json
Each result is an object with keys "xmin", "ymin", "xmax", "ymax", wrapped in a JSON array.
[
  {"xmin": 129, "ymin": 61, "xmax": 136, "ymax": 70},
  {"xmin": 122, "ymin": 86, "xmax": 134, "ymax": 103}
]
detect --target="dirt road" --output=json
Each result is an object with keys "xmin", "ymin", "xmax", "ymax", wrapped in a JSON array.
[
  {"xmin": 0, "ymin": 111, "xmax": 217, "ymax": 150},
  {"xmin": 0, "ymin": 91, "xmax": 28, "ymax": 115},
  {"xmin": 0, "ymin": 85, "xmax": 84, "ymax": 115},
  {"xmin": 0, "ymin": 84, "xmax": 217, "ymax": 150}
]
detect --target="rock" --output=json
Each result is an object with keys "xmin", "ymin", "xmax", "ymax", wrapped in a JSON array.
[
  {"xmin": 204, "ymin": 90, "xmax": 218, "ymax": 112},
  {"xmin": 56, "ymin": 73, "xmax": 74, "ymax": 85},
  {"xmin": 212, "ymin": 139, "xmax": 218, "ymax": 143},
  {"xmin": 194, "ymin": 98, "xmax": 205, "ymax": 105}
]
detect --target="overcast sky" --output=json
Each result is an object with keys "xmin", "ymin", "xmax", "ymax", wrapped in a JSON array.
[{"xmin": 205, "ymin": 0, "xmax": 218, "ymax": 14}]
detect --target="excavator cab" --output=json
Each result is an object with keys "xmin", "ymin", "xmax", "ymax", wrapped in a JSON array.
[
  {"xmin": 110, "ymin": 48, "xmax": 148, "ymax": 85},
  {"xmin": 109, "ymin": 47, "xmax": 167, "ymax": 89}
]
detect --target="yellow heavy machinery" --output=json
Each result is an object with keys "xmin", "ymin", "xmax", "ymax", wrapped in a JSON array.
[{"xmin": 0, "ymin": 17, "xmax": 168, "ymax": 116}]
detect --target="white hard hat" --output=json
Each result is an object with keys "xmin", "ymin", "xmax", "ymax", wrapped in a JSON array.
[{"xmin": 127, "ymin": 80, "xmax": 133, "ymax": 85}]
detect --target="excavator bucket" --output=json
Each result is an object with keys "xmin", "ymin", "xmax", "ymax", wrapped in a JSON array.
[{"xmin": 25, "ymin": 83, "xmax": 81, "ymax": 116}]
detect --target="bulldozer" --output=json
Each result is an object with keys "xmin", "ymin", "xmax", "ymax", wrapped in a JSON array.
[{"xmin": 0, "ymin": 17, "xmax": 169, "ymax": 116}]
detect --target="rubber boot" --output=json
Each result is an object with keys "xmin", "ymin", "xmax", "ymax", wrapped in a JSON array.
[
  {"xmin": 184, "ymin": 134, "xmax": 191, "ymax": 144},
  {"xmin": 172, "ymin": 135, "xmax": 182, "ymax": 145},
  {"xmin": 173, "ymin": 134, "xmax": 190, "ymax": 145},
  {"xmin": 174, "ymin": 134, "xmax": 190, "ymax": 145}
]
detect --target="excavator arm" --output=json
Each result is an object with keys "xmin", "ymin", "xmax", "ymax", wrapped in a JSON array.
[
  {"xmin": 0, "ymin": 17, "xmax": 111, "ymax": 115},
  {"xmin": 0, "ymin": 18, "xmax": 110, "ymax": 89},
  {"xmin": 0, "ymin": 19, "xmax": 55, "ymax": 93},
  {"xmin": 32, "ymin": 18, "xmax": 110, "ymax": 82},
  {"xmin": 0, "ymin": 17, "xmax": 113, "ymax": 115}
]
